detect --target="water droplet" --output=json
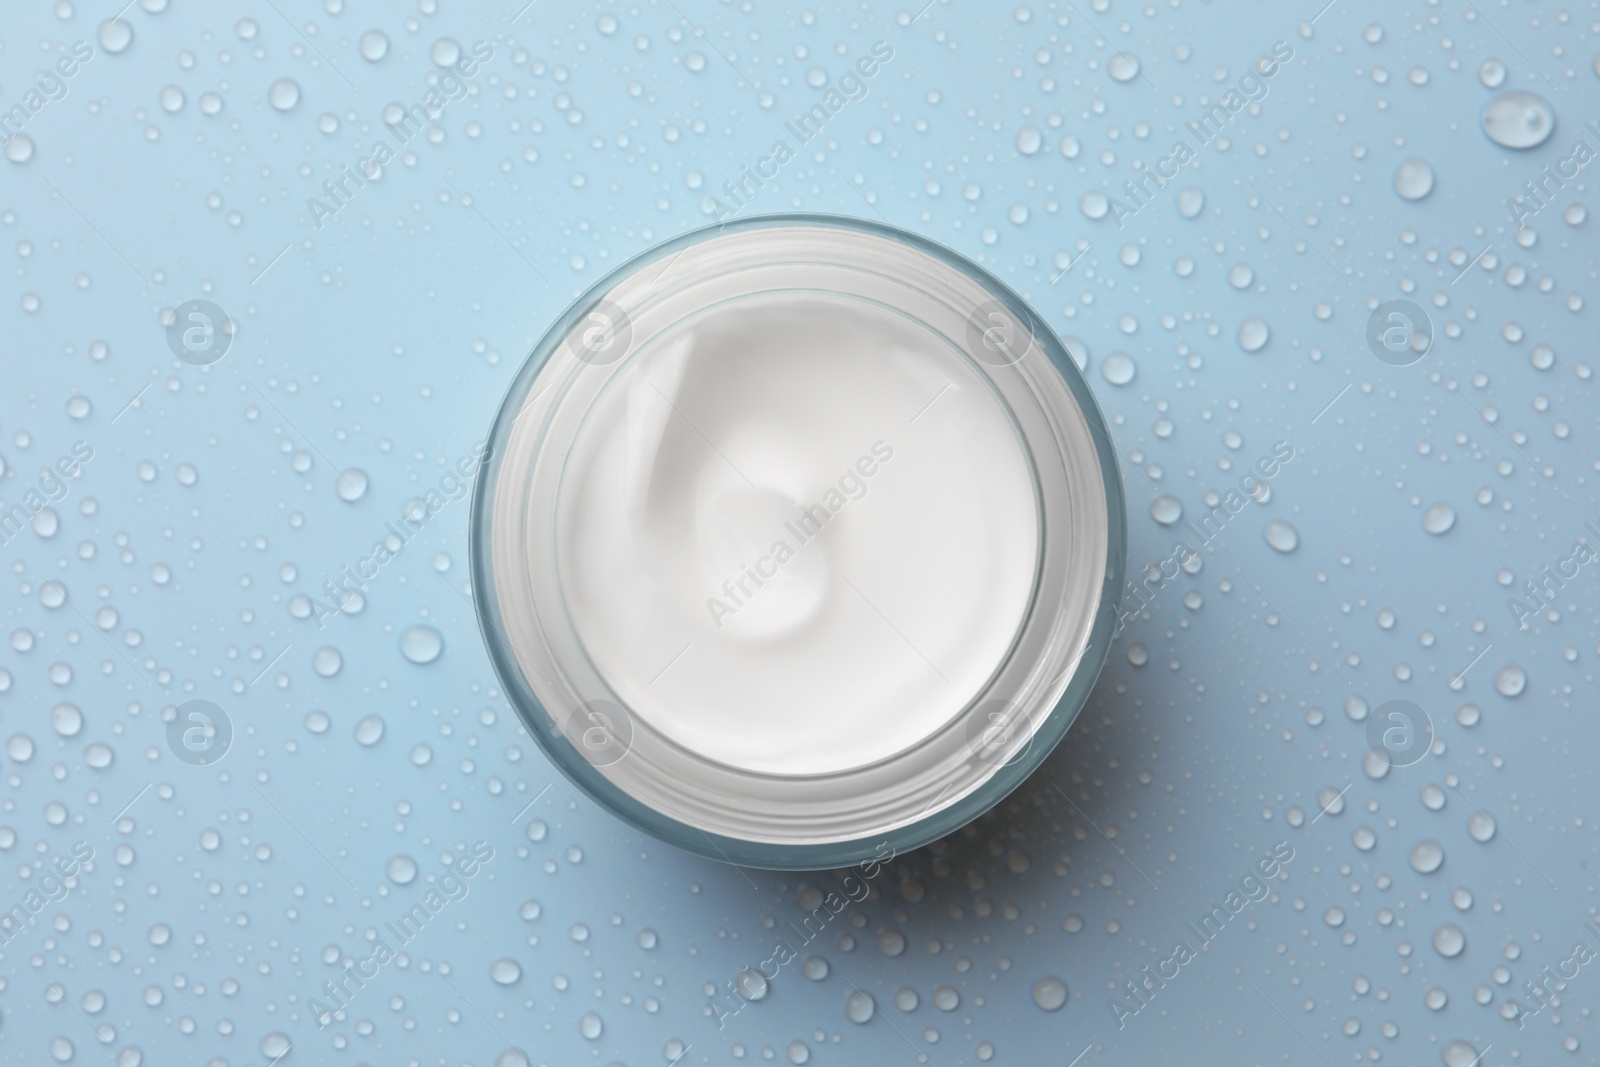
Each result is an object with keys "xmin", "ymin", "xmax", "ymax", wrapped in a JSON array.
[
  {"xmin": 1409, "ymin": 840, "xmax": 1444, "ymax": 874},
  {"xmin": 4, "ymin": 134, "xmax": 35, "ymax": 164},
  {"xmin": 1493, "ymin": 664, "xmax": 1526, "ymax": 697},
  {"xmin": 1101, "ymin": 351, "xmax": 1136, "ymax": 385},
  {"xmin": 1264, "ymin": 520, "xmax": 1299, "ymax": 553},
  {"xmin": 876, "ymin": 929, "xmax": 906, "ymax": 956},
  {"xmin": 98, "ymin": 18, "xmax": 134, "ymax": 53},
  {"xmin": 1237, "ymin": 316, "xmax": 1270, "ymax": 353},
  {"xmin": 1227, "ymin": 263, "xmax": 1254, "ymax": 288},
  {"xmin": 1482, "ymin": 90, "xmax": 1555, "ymax": 149},
  {"xmin": 337, "ymin": 468, "xmax": 368, "ymax": 501},
  {"xmin": 1478, "ymin": 59, "xmax": 1506, "ymax": 88},
  {"xmin": 1080, "ymin": 190, "xmax": 1109, "ymax": 220},
  {"xmin": 933, "ymin": 986, "xmax": 960, "ymax": 1011},
  {"xmin": 787, "ymin": 1041, "xmax": 810, "ymax": 1065},
  {"xmin": 260, "ymin": 1033, "xmax": 291, "ymax": 1060},
  {"xmin": 387, "ymin": 855, "xmax": 418, "ymax": 884},
  {"xmin": 1150, "ymin": 495, "xmax": 1183, "ymax": 526},
  {"xmin": 1529, "ymin": 343, "xmax": 1555, "ymax": 370},
  {"xmin": 735, "ymin": 968, "xmax": 768, "ymax": 1001},
  {"xmin": 50, "ymin": 702, "xmax": 83, "ymax": 738},
  {"xmin": 894, "ymin": 987, "xmax": 919, "ymax": 1011},
  {"xmin": 159, "ymin": 85, "xmax": 185, "ymax": 113},
  {"xmin": 845, "ymin": 989, "xmax": 876, "ymax": 1023},
  {"xmin": 1126, "ymin": 643, "xmax": 1149, "ymax": 667},
  {"xmin": 1422, "ymin": 503, "xmax": 1456, "ymax": 535},
  {"xmin": 1176, "ymin": 188, "xmax": 1204, "ymax": 218},
  {"xmin": 8, "ymin": 734, "xmax": 36, "ymax": 762},
  {"xmin": 268, "ymin": 78, "xmax": 301, "ymax": 112},
  {"xmin": 431, "ymin": 37, "xmax": 462, "ymax": 66},
  {"xmin": 578, "ymin": 1011, "xmax": 603, "ymax": 1040},
  {"xmin": 1394, "ymin": 158, "xmax": 1435, "ymax": 200},
  {"xmin": 354, "ymin": 714, "xmax": 385, "ymax": 745},
  {"xmin": 1032, "ymin": 976, "xmax": 1068, "ymax": 1011},
  {"xmin": 638, "ymin": 928, "xmax": 657, "ymax": 949},
  {"xmin": 491, "ymin": 958, "xmax": 522, "ymax": 985},
  {"xmin": 1442, "ymin": 1040, "xmax": 1481, "ymax": 1067},
  {"xmin": 359, "ymin": 29, "xmax": 389, "ymax": 62},
  {"xmin": 1352, "ymin": 826, "xmax": 1377, "ymax": 851},
  {"xmin": 1015, "ymin": 126, "xmax": 1042, "ymax": 155},
  {"xmin": 313, "ymin": 646, "xmax": 343, "ymax": 677},
  {"xmin": 802, "ymin": 956, "xmax": 829, "ymax": 980},
  {"xmin": 400, "ymin": 625, "xmax": 443, "ymax": 664},
  {"xmin": 1468, "ymin": 811, "xmax": 1497, "ymax": 842},
  {"xmin": 1433, "ymin": 924, "xmax": 1467, "ymax": 958},
  {"xmin": 1108, "ymin": 53, "xmax": 1140, "ymax": 82}
]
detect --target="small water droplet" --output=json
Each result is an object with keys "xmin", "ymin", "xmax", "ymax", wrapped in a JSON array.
[
  {"xmin": 354, "ymin": 714, "xmax": 385, "ymax": 745},
  {"xmin": 1108, "ymin": 53, "xmax": 1140, "ymax": 82},
  {"xmin": 491, "ymin": 958, "xmax": 522, "ymax": 985},
  {"xmin": 337, "ymin": 468, "xmax": 369, "ymax": 502},
  {"xmin": 1468, "ymin": 811, "xmax": 1497, "ymax": 842},
  {"xmin": 1150, "ymin": 495, "xmax": 1183, "ymax": 526},
  {"xmin": 98, "ymin": 18, "xmax": 134, "ymax": 53},
  {"xmin": 845, "ymin": 989, "xmax": 876, "ymax": 1023}
]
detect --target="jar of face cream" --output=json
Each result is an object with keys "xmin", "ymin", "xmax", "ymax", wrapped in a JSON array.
[{"xmin": 471, "ymin": 215, "xmax": 1125, "ymax": 869}]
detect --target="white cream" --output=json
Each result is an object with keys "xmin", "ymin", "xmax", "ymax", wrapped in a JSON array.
[
  {"xmin": 557, "ymin": 292, "xmax": 1040, "ymax": 775},
  {"xmin": 483, "ymin": 221, "xmax": 1114, "ymax": 853}
]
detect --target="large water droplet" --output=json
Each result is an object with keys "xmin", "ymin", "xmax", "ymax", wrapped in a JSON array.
[
  {"xmin": 337, "ymin": 468, "xmax": 368, "ymax": 501},
  {"xmin": 1101, "ymin": 351, "xmax": 1136, "ymax": 385},
  {"xmin": 1482, "ymin": 90, "xmax": 1555, "ymax": 149},
  {"xmin": 1176, "ymin": 188, "xmax": 1204, "ymax": 218},
  {"xmin": 387, "ymin": 855, "xmax": 418, "ymax": 884},
  {"xmin": 1150, "ymin": 495, "xmax": 1183, "ymax": 526},
  {"xmin": 268, "ymin": 78, "xmax": 301, "ymax": 112},
  {"xmin": 400, "ymin": 625, "xmax": 443, "ymax": 664},
  {"xmin": 491, "ymin": 958, "xmax": 522, "ymax": 985},
  {"xmin": 98, "ymin": 18, "xmax": 134, "ymax": 53},
  {"xmin": 1433, "ymin": 923, "xmax": 1466, "ymax": 958},
  {"xmin": 1493, "ymin": 664, "xmax": 1526, "ymax": 697},
  {"xmin": 1108, "ymin": 53, "xmax": 1140, "ymax": 82},
  {"xmin": 1031, "ymin": 976, "xmax": 1069, "ymax": 1011},
  {"xmin": 359, "ymin": 29, "xmax": 389, "ymax": 62},
  {"xmin": 1421, "ymin": 503, "xmax": 1455, "ymax": 535},
  {"xmin": 354, "ymin": 714, "xmax": 385, "ymax": 745},
  {"xmin": 1409, "ymin": 840, "xmax": 1444, "ymax": 874},
  {"xmin": 1468, "ymin": 811, "xmax": 1497, "ymax": 842},
  {"xmin": 4, "ymin": 134, "xmax": 34, "ymax": 164},
  {"xmin": 1394, "ymin": 158, "xmax": 1435, "ymax": 200},
  {"xmin": 1264, "ymin": 520, "xmax": 1299, "ymax": 553},
  {"xmin": 1238, "ymin": 316, "xmax": 1270, "ymax": 353},
  {"xmin": 844, "ymin": 989, "xmax": 876, "ymax": 1023}
]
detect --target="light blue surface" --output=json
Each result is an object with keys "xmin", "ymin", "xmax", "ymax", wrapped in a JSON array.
[{"xmin": 0, "ymin": 2, "xmax": 1596, "ymax": 1066}]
